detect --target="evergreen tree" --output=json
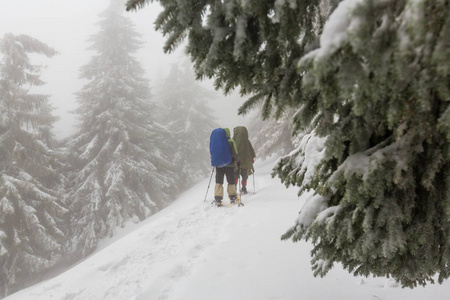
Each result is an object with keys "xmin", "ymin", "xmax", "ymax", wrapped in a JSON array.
[
  {"xmin": 66, "ymin": 0, "xmax": 176, "ymax": 260},
  {"xmin": 248, "ymin": 107, "xmax": 298, "ymax": 160},
  {"xmin": 128, "ymin": 0, "xmax": 450, "ymax": 286},
  {"xmin": 157, "ymin": 61, "xmax": 218, "ymax": 191},
  {"xmin": 0, "ymin": 33, "xmax": 67, "ymax": 297}
]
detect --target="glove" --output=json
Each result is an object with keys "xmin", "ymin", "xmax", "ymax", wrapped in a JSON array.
[{"xmin": 237, "ymin": 161, "xmax": 241, "ymax": 167}]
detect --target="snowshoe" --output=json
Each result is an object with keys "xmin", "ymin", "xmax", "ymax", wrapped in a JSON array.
[
  {"xmin": 235, "ymin": 195, "xmax": 244, "ymax": 207},
  {"xmin": 212, "ymin": 197, "xmax": 223, "ymax": 207},
  {"xmin": 212, "ymin": 200, "xmax": 223, "ymax": 207}
]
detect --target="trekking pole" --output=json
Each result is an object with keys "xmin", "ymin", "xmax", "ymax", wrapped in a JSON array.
[
  {"xmin": 238, "ymin": 168, "xmax": 241, "ymax": 202},
  {"xmin": 203, "ymin": 168, "xmax": 214, "ymax": 202},
  {"xmin": 237, "ymin": 167, "xmax": 244, "ymax": 206},
  {"xmin": 253, "ymin": 172, "xmax": 256, "ymax": 194}
]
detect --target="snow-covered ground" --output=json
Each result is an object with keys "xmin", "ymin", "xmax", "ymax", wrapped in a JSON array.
[{"xmin": 6, "ymin": 158, "xmax": 450, "ymax": 300}]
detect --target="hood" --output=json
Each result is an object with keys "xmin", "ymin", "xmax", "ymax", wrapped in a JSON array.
[
  {"xmin": 223, "ymin": 128, "xmax": 231, "ymax": 138},
  {"xmin": 233, "ymin": 126, "xmax": 248, "ymax": 140}
]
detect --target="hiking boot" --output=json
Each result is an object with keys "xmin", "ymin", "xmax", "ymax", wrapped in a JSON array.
[
  {"xmin": 214, "ymin": 196, "xmax": 223, "ymax": 207},
  {"xmin": 241, "ymin": 186, "xmax": 248, "ymax": 194},
  {"xmin": 229, "ymin": 195, "xmax": 237, "ymax": 204}
]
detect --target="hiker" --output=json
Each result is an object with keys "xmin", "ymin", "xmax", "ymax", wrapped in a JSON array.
[
  {"xmin": 210, "ymin": 128, "xmax": 240, "ymax": 206},
  {"xmin": 233, "ymin": 126, "xmax": 256, "ymax": 194}
]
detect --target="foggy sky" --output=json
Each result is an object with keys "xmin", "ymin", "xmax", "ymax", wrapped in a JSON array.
[{"xmin": 0, "ymin": 0, "xmax": 248, "ymax": 139}]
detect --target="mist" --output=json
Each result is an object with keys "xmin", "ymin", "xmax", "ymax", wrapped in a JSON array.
[
  {"xmin": 0, "ymin": 0, "xmax": 248, "ymax": 139},
  {"xmin": 0, "ymin": 1, "xmax": 256, "ymax": 296}
]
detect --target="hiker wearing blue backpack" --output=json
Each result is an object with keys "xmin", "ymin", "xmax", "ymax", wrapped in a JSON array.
[{"xmin": 209, "ymin": 128, "xmax": 240, "ymax": 206}]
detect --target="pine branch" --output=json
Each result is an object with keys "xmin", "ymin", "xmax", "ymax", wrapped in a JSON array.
[{"xmin": 125, "ymin": 0, "xmax": 150, "ymax": 12}]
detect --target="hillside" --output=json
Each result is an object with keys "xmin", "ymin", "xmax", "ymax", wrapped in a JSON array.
[{"xmin": 5, "ymin": 158, "xmax": 450, "ymax": 300}]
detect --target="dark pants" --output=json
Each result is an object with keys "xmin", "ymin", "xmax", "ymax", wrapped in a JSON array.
[
  {"xmin": 235, "ymin": 168, "xmax": 248, "ymax": 184},
  {"xmin": 216, "ymin": 167, "xmax": 235, "ymax": 185}
]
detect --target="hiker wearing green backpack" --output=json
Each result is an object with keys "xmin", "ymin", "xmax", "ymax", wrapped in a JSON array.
[
  {"xmin": 233, "ymin": 126, "xmax": 256, "ymax": 194},
  {"xmin": 214, "ymin": 128, "xmax": 240, "ymax": 206}
]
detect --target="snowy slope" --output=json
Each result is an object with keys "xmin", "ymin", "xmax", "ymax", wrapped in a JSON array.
[{"xmin": 6, "ymin": 158, "xmax": 450, "ymax": 300}]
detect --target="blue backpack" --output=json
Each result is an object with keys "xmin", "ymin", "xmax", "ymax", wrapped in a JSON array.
[{"xmin": 210, "ymin": 128, "xmax": 232, "ymax": 167}]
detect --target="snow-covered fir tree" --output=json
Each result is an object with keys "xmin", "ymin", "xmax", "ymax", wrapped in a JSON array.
[
  {"xmin": 66, "ymin": 0, "xmax": 176, "ymax": 260},
  {"xmin": 248, "ymin": 107, "xmax": 298, "ymax": 160},
  {"xmin": 156, "ymin": 61, "xmax": 218, "ymax": 191},
  {"xmin": 127, "ymin": 0, "xmax": 450, "ymax": 287},
  {"xmin": 0, "ymin": 33, "xmax": 67, "ymax": 297}
]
